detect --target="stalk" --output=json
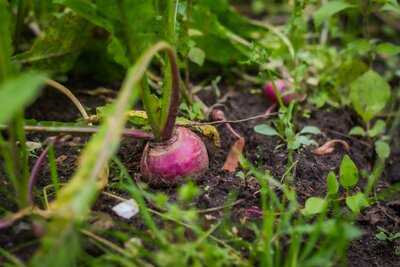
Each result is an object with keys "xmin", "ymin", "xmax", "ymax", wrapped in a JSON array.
[
  {"xmin": 159, "ymin": 47, "xmax": 180, "ymax": 141},
  {"xmin": 158, "ymin": 0, "xmax": 180, "ymax": 141},
  {"xmin": 0, "ymin": 124, "xmax": 154, "ymax": 139}
]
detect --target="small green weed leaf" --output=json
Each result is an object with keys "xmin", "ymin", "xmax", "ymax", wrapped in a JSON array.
[
  {"xmin": 254, "ymin": 124, "xmax": 279, "ymax": 136},
  {"xmin": 375, "ymin": 140, "xmax": 390, "ymax": 160},
  {"xmin": 301, "ymin": 197, "xmax": 327, "ymax": 216},
  {"xmin": 376, "ymin": 231, "xmax": 388, "ymax": 241},
  {"xmin": 376, "ymin": 43, "xmax": 400, "ymax": 56},
  {"xmin": 350, "ymin": 70, "xmax": 391, "ymax": 123},
  {"xmin": 368, "ymin": 119, "xmax": 386, "ymax": 138},
  {"xmin": 349, "ymin": 126, "xmax": 366, "ymax": 136},
  {"xmin": 313, "ymin": 1, "xmax": 355, "ymax": 27},
  {"xmin": 178, "ymin": 182, "xmax": 200, "ymax": 202},
  {"xmin": 294, "ymin": 135, "xmax": 318, "ymax": 148},
  {"xmin": 339, "ymin": 155, "xmax": 359, "ymax": 189},
  {"xmin": 188, "ymin": 47, "xmax": 205, "ymax": 66},
  {"xmin": 327, "ymin": 171, "xmax": 339, "ymax": 196},
  {"xmin": 0, "ymin": 72, "xmax": 46, "ymax": 124},
  {"xmin": 345, "ymin": 192, "xmax": 369, "ymax": 214},
  {"xmin": 300, "ymin": 126, "xmax": 321, "ymax": 135}
]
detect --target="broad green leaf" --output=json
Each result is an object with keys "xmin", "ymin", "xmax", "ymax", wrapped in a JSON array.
[
  {"xmin": 313, "ymin": 1, "xmax": 355, "ymax": 27},
  {"xmin": 14, "ymin": 12, "xmax": 91, "ymax": 74},
  {"xmin": 336, "ymin": 59, "xmax": 368, "ymax": 105},
  {"xmin": 188, "ymin": 47, "xmax": 206, "ymax": 66},
  {"xmin": 327, "ymin": 171, "xmax": 339, "ymax": 196},
  {"xmin": 368, "ymin": 119, "xmax": 386, "ymax": 137},
  {"xmin": 376, "ymin": 43, "xmax": 400, "ymax": 56},
  {"xmin": 345, "ymin": 192, "xmax": 369, "ymax": 214},
  {"xmin": 191, "ymin": 5, "xmax": 247, "ymax": 64},
  {"xmin": 301, "ymin": 197, "xmax": 327, "ymax": 216},
  {"xmin": 0, "ymin": 72, "xmax": 46, "ymax": 124},
  {"xmin": 375, "ymin": 140, "xmax": 390, "ymax": 160},
  {"xmin": 350, "ymin": 70, "xmax": 391, "ymax": 123},
  {"xmin": 300, "ymin": 126, "xmax": 321, "ymax": 135},
  {"xmin": 382, "ymin": 0, "xmax": 400, "ymax": 15},
  {"xmin": 54, "ymin": 0, "xmax": 114, "ymax": 32},
  {"xmin": 0, "ymin": 0, "xmax": 13, "ymax": 81},
  {"xmin": 254, "ymin": 124, "xmax": 279, "ymax": 136},
  {"xmin": 339, "ymin": 155, "xmax": 359, "ymax": 189},
  {"xmin": 349, "ymin": 126, "xmax": 366, "ymax": 136},
  {"xmin": 107, "ymin": 37, "xmax": 130, "ymax": 69}
]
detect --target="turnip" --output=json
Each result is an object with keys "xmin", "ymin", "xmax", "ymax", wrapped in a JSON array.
[
  {"xmin": 139, "ymin": 47, "xmax": 209, "ymax": 186},
  {"xmin": 263, "ymin": 79, "xmax": 300, "ymax": 104},
  {"xmin": 141, "ymin": 127, "xmax": 209, "ymax": 186}
]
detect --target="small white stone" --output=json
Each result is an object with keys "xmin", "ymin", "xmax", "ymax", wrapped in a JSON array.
[{"xmin": 112, "ymin": 199, "xmax": 139, "ymax": 219}]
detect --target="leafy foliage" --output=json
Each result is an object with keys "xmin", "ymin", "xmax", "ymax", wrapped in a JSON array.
[{"xmin": 14, "ymin": 12, "xmax": 91, "ymax": 74}]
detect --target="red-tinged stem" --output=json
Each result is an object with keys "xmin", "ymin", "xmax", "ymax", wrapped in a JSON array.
[
  {"xmin": 0, "ymin": 125, "xmax": 154, "ymax": 140},
  {"xmin": 159, "ymin": 48, "xmax": 180, "ymax": 141},
  {"xmin": 28, "ymin": 138, "xmax": 58, "ymax": 204}
]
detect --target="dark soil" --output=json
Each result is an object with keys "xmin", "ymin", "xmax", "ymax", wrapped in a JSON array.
[{"xmin": 0, "ymin": 82, "xmax": 399, "ymax": 266}]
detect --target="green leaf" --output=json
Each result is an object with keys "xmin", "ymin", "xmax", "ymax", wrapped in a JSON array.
[
  {"xmin": 382, "ymin": 0, "xmax": 400, "ymax": 15},
  {"xmin": 54, "ymin": 0, "xmax": 114, "ymax": 32},
  {"xmin": 375, "ymin": 140, "xmax": 390, "ymax": 160},
  {"xmin": 294, "ymin": 135, "xmax": 318, "ymax": 147},
  {"xmin": 350, "ymin": 70, "xmax": 391, "ymax": 123},
  {"xmin": 313, "ymin": 1, "xmax": 355, "ymax": 27},
  {"xmin": 300, "ymin": 126, "xmax": 321, "ymax": 135},
  {"xmin": 345, "ymin": 192, "xmax": 369, "ymax": 214},
  {"xmin": 347, "ymin": 39, "xmax": 373, "ymax": 56},
  {"xmin": 368, "ymin": 119, "xmax": 386, "ymax": 138},
  {"xmin": 376, "ymin": 43, "xmax": 400, "ymax": 56},
  {"xmin": 14, "ymin": 12, "xmax": 91, "ymax": 74},
  {"xmin": 339, "ymin": 155, "xmax": 359, "ymax": 189},
  {"xmin": 336, "ymin": 59, "xmax": 368, "ymax": 105},
  {"xmin": 349, "ymin": 126, "xmax": 366, "ymax": 136},
  {"xmin": 107, "ymin": 37, "xmax": 131, "ymax": 69},
  {"xmin": 0, "ymin": 0, "xmax": 13, "ymax": 81},
  {"xmin": 254, "ymin": 124, "xmax": 279, "ymax": 136},
  {"xmin": 0, "ymin": 72, "xmax": 46, "ymax": 124},
  {"xmin": 301, "ymin": 197, "xmax": 327, "ymax": 216},
  {"xmin": 327, "ymin": 171, "xmax": 339, "ymax": 196},
  {"xmin": 188, "ymin": 47, "xmax": 206, "ymax": 66},
  {"xmin": 191, "ymin": 5, "xmax": 247, "ymax": 64},
  {"xmin": 376, "ymin": 231, "xmax": 388, "ymax": 241}
]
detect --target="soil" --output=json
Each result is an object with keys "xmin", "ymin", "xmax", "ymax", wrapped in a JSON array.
[{"xmin": 0, "ymin": 82, "xmax": 399, "ymax": 266}]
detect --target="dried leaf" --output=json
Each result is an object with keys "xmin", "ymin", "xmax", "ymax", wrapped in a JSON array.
[
  {"xmin": 312, "ymin": 139, "xmax": 350, "ymax": 155},
  {"xmin": 223, "ymin": 137, "xmax": 245, "ymax": 172}
]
